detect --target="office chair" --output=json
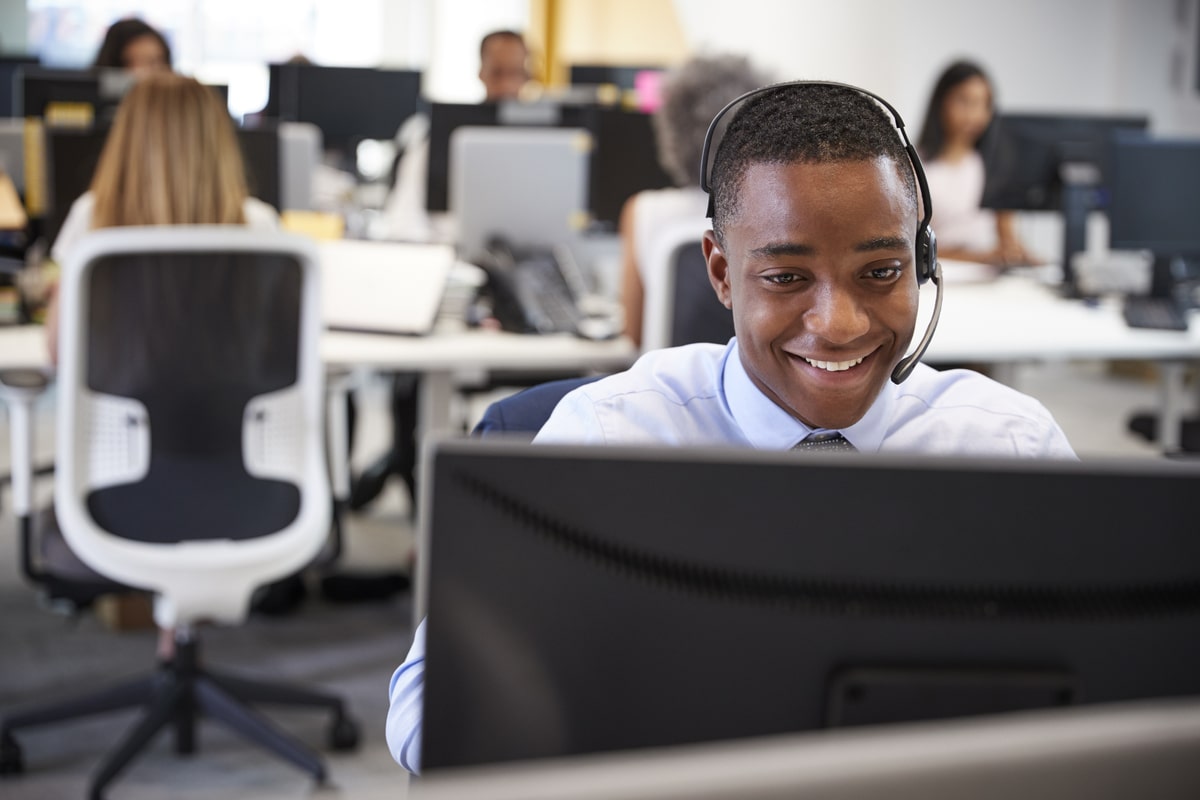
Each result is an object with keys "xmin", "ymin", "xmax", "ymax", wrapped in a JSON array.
[
  {"xmin": 0, "ymin": 226, "xmax": 358, "ymax": 800},
  {"xmin": 471, "ymin": 374, "xmax": 605, "ymax": 438},
  {"xmin": 640, "ymin": 219, "xmax": 734, "ymax": 352}
]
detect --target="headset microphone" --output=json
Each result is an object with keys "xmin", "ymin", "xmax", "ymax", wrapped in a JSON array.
[{"xmin": 891, "ymin": 257, "xmax": 943, "ymax": 384}]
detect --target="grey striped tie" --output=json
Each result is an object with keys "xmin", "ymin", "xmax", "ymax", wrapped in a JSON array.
[{"xmin": 791, "ymin": 431, "xmax": 857, "ymax": 452}]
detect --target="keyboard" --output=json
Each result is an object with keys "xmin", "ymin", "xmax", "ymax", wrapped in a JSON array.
[{"xmin": 1122, "ymin": 296, "xmax": 1190, "ymax": 332}]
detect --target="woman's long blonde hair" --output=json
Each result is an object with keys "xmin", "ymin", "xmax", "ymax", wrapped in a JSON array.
[{"xmin": 90, "ymin": 72, "xmax": 248, "ymax": 228}]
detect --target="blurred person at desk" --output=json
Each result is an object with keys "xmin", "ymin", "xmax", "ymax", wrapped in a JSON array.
[
  {"xmin": 375, "ymin": 30, "xmax": 530, "ymax": 242},
  {"xmin": 916, "ymin": 59, "xmax": 1039, "ymax": 268},
  {"xmin": 619, "ymin": 54, "xmax": 769, "ymax": 349},
  {"xmin": 351, "ymin": 31, "xmax": 532, "ymax": 513},
  {"xmin": 93, "ymin": 16, "xmax": 173, "ymax": 76}
]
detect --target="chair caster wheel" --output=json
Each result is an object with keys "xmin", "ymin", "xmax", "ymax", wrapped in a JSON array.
[
  {"xmin": 328, "ymin": 713, "xmax": 360, "ymax": 751},
  {"xmin": 0, "ymin": 733, "xmax": 24, "ymax": 775}
]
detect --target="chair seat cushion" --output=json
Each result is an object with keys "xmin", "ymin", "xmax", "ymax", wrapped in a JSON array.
[{"xmin": 86, "ymin": 455, "xmax": 301, "ymax": 544}]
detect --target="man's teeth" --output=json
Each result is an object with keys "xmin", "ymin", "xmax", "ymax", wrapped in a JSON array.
[{"xmin": 804, "ymin": 356, "xmax": 865, "ymax": 372}]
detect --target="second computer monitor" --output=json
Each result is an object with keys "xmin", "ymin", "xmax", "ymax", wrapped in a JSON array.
[
  {"xmin": 425, "ymin": 101, "xmax": 593, "ymax": 214},
  {"xmin": 586, "ymin": 107, "xmax": 674, "ymax": 231},
  {"xmin": 270, "ymin": 64, "xmax": 421, "ymax": 156},
  {"xmin": 1107, "ymin": 133, "xmax": 1200, "ymax": 298},
  {"xmin": 981, "ymin": 112, "xmax": 1149, "ymax": 211}
]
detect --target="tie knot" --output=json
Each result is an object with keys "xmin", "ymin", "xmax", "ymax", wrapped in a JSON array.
[{"xmin": 791, "ymin": 431, "xmax": 857, "ymax": 452}]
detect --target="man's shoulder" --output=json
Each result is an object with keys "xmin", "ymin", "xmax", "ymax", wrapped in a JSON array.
[
  {"xmin": 902, "ymin": 365, "xmax": 1049, "ymax": 415},
  {"xmin": 536, "ymin": 343, "xmax": 737, "ymax": 445},
  {"xmin": 891, "ymin": 364, "xmax": 1076, "ymax": 458},
  {"xmin": 576, "ymin": 343, "xmax": 729, "ymax": 404}
]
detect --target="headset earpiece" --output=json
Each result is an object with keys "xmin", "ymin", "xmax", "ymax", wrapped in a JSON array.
[{"xmin": 917, "ymin": 225, "xmax": 937, "ymax": 284}]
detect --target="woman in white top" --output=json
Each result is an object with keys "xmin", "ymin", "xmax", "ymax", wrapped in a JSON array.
[
  {"xmin": 619, "ymin": 54, "xmax": 768, "ymax": 349},
  {"xmin": 47, "ymin": 72, "xmax": 278, "ymax": 361},
  {"xmin": 916, "ymin": 60, "xmax": 1038, "ymax": 267}
]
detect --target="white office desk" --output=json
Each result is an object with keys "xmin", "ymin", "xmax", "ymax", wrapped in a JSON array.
[
  {"xmin": 0, "ymin": 323, "xmax": 637, "ymax": 437},
  {"xmin": 322, "ymin": 325, "xmax": 635, "ymax": 434},
  {"xmin": 919, "ymin": 272, "xmax": 1200, "ymax": 451}
]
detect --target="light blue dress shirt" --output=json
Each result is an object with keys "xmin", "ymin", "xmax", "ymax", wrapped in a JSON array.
[
  {"xmin": 386, "ymin": 339, "xmax": 1077, "ymax": 772},
  {"xmin": 534, "ymin": 340, "xmax": 1077, "ymax": 457}
]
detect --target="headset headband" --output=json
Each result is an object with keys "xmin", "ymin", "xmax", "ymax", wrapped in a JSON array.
[{"xmin": 698, "ymin": 80, "xmax": 933, "ymax": 238}]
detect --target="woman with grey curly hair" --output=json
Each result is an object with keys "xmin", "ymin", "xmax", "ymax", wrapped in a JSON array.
[{"xmin": 620, "ymin": 54, "xmax": 769, "ymax": 349}]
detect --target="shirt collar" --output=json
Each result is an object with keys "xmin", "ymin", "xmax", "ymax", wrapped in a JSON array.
[{"xmin": 722, "ymin": 339, "xmax": 896, "ymax": 452}]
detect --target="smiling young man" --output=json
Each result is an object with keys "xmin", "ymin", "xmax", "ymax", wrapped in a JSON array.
[
  {"xmin": 386, "ymin": 82, "xmax": 1076, "ymax": 777},
  {"xmin": 533, "ymin": 82, "xmax": 1075, "ymax": 456}
]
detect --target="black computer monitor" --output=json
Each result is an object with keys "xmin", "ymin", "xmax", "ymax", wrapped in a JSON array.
[
  {"xmin": 1, "ymin": 55, "xmax": 40, "ymax": 117},
  {"xmin": 19, "ymin": 67, "xmax": 135, "ymax": 124},
  {"xmin": 269, "ymin": 64, "xmax": 421, "ymax": 155},
  {"xmin": 569, "ymin": 64, "xmax": 664, "ymax": 91},
  {"xmin": 981, "ymin": 113, "xmax": 1149, "ymax": 210},
  {"xmin": 424, "ymin": 100, "xmax": 593, "ymax": 213},
  {"xmin": 980, "ymin": 112, "xmax": 1148, "ymax": 294},
  {"xmin": 43, "ymin": 123, "xmax": 281, "ymax": 250},
  {"xmin": 586, "ymin": 107, "xmax": 674, "ymax": 230},
  {"xmin": 1107, "ymin": 133, "xmax": 1200, "ymax": 299},
  {"xmin": 420, "ymin": 440, "xmax": 1200, "ymax": 771}
]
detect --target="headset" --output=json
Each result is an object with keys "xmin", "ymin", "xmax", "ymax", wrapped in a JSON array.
[{"xmin": 699, "ymin": 80, "xmax": 943, "ymax": 384}]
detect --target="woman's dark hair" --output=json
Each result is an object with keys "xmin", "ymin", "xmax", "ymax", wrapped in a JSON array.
[
  {"xmin": 93, "ymin": 18, "xmax": 173, "ymax": 70},
  {"xmin": 915, "ymin": 59, "xmax": 992, "ymax": 160}
]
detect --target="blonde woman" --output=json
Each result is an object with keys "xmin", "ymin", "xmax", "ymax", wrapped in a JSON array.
[{"xmin": 46, "ymin": 71, "xmax": 277, "ymax": 361}]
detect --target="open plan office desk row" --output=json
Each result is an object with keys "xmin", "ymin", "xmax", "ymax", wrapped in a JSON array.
[
  {"xmin": 0, "ymin": 322, "xmax": 637, "ymax": 432},
  {"xmin": 0, "ymin": 268, "xmax": 1197, "ymax": 450}
]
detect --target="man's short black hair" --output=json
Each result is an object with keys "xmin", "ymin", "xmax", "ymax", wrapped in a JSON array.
[{"xmin": 710, "ymin": 83, "xmax": 919, "ymax": 243}]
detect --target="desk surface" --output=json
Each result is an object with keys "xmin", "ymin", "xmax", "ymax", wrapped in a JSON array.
[
  {"xmin": 921, "ymin": 273, "xmax": 1200, "ymax": 363},
  {"xmin": 3, "ymin": 274, "xmax": 1199, "ymax": 373},
  {"xmin": 0, "ymin": 322, "xmax": 637, "ymax": 375}
]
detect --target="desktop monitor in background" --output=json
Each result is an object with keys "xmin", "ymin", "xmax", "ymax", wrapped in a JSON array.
[
  {"xmin": 235, "ymin": 125, "xmax": 281, "ymax": 211},
  {"xmin": 1107, "ymin": 133, "xmax": 1200, "ymax": 301},
  {"xmin": 980, "ymin": 112, "xmax": 1148, "ymax": 294},
  {"xmin": 419, "ymin": 440, "xmax": 1200, "ymax": 772},
  {"xmin": 424, "ymin": 101, "xmax": 592, "ymax": 214},
  {"xmin": 569, "ymin": 65, "xmax": 666, "ymax": 112},
  {"xmin": 271, "ymin": 64, "xmax": 421, "ymax": 158},
  {"xmin": 1, "ymin": 56, "xmax": 40, "ymax": 117},
  {"xmin": 586, "ymin": 107, "xmax": 674, "ymax": 231},
  {"xmin": 43, "ymin": 126, "xmax": 107, "ymax": 248},
  {"xmin": 20, "ymin": 67, "xmax": 135, "ymax": 126}
]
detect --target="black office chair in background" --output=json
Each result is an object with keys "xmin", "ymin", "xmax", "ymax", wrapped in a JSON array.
[
  {"xmin": 472, "ymin": 375, "xmax": 606, "ymax": 438},
  {"xmin": 0, "ymin": 227, "xmax": 359, "ymax": 799},
  {"xmin": 666, "ymin": 238, "xmax": 735, "ymax": 348}
]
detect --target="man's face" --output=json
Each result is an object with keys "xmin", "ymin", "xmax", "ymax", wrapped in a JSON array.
[
  {"xmin": 704, "ymin": 158, "xmax": 920, "ymax": 430},
  {"xmin": 479, "ymin": 37, "xmax": 528, "ymax": 102}
]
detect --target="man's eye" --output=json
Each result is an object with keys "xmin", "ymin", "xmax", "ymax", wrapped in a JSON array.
[
  {"xmin": 867, "ymin": 266, "xmax": 902, "ymax": 280},
  {"xmin": 765, "ymin": 273, "xmax": 801, "ymax": 286}
]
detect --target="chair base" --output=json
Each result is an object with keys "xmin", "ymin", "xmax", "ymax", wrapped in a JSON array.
[{"xmin": 0, "ymin": 636, "xmax": 359, "ymax": 800}]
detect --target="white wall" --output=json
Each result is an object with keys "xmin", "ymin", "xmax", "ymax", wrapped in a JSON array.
[
  {"xmin": 419, "ymin": 0, "xmax": 529, "ymax": 102},
  {"xmin": 673, "ymin": 0, "xmax": 1200, "ymax": 135}
]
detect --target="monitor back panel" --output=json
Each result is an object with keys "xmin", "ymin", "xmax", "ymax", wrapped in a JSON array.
[
  {"xmin": 421, "ymin": 442, "xmax": 1200, "ymax": 771},
  {"xmin": 450, "ymin": 126, "xmax": 590, "ymax": 261}
]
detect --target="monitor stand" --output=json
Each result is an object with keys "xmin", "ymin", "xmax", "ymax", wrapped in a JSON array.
[{"xmin": 1056, "ymin": 163, "xmax": 1101, "ymax": 299}]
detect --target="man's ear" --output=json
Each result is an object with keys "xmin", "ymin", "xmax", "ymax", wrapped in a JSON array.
[{"xmin": 703, "ymin": 230, "xmax": 733, "ymax": 309}]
